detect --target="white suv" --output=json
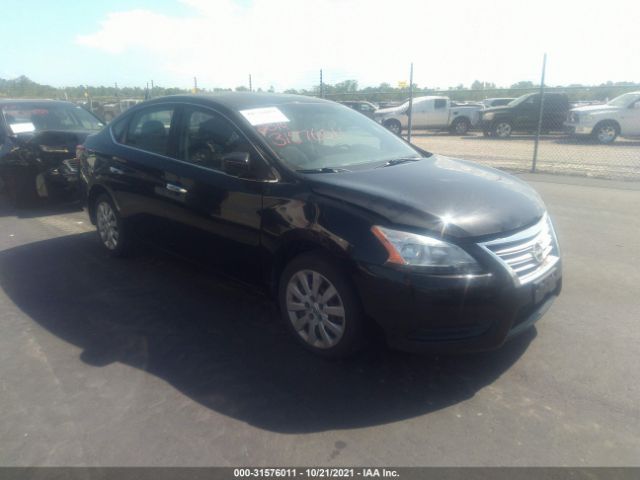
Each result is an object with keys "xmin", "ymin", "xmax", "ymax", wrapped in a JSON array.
[{"xmin": 565, "ymin": 92, "xmax": 640, "ymax": 144}]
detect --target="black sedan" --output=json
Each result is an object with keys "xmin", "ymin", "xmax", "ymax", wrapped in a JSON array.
[
  {"xmin": 79, "ymin": 93, "xmax": 562, "ymax": 358},
  {"xmin": 0, "ymin": 99, "xmax": 104, "ymax": 206}
]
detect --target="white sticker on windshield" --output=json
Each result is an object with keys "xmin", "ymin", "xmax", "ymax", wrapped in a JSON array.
[
  {"xmin": 9, "ymin": 122, "xmax": 36, "ymax": 134},
  {"xmin": 240, "ymin": 107, "xmax": 289, "ymax": 126}
]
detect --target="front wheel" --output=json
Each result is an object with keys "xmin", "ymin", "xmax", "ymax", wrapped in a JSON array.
[
  {"xmin": 279, "ymin": 252, "xmax": 365, "ymax": 358},
  {"xmin": 94, "ymin": 194, "xmax": 131, "ymax": 256},
  {"xmin": 493, "ymin": 120, "xmax": 513, "ymax": 138},
  {"xmin": 383, "ymin": 119, "xmax": 402, "ymax": 136},
  {"xmin": 592, "ymin": 122, "xmax": 619, "ymax": 144}
]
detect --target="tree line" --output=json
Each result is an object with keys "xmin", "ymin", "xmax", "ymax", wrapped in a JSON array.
[{"xmin": 1, "ymin": 75, "xmax": 638, "ymax": 103}]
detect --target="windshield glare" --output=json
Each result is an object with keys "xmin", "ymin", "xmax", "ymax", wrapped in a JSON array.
[
  {"xmin": 250, "ymin": 103, "xmax": 422, "ymax": 171},
  {"xmin": 508, "ymin": 93, "xmax": 535, "ymax": 107},
  {"xmin": 2, "ymin": 104, "xmax": 104, "ymax": 134},
  {"xmin": 607, "ymin": 93, "xmax": 640, "ymax": 107}
]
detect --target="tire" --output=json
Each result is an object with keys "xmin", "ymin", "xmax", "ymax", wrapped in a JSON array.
[
  {"xmin": 493, "ymin": 120, "xmax": 513, "ymax": 138},
  {"xmin": 450, "ymin": 117, "xmax": 471, "ymax": 135},
  {"xmin": 278, "ymin": 252, "xmax": 365, "ymax": 358},
  {"xmin": 592, "ymin": 121, "xmax": 619, "ymax": 144},
  {"xmin": 94, "ymin": 194, "xmax": 131, "ymax": 256},
  {"xmin": 383, "ymin": 119, "xmax": 402, "ymax": 136}
]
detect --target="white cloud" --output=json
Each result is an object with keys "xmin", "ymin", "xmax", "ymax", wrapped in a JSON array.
[{"xmin": 77, "ymin": 0, "xmax": 640, "ymax": 90}]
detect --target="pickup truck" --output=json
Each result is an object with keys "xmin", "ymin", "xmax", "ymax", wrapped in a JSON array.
[
  {"xmin": 564, "ymin": 91, "xmax": 640, "ymax": 144},
  {"xmin": 373, "ymin": 96, "xmax": 482, "ymax": 135},
  {"xmin": 480, "ymin": 92, "xmax": 569, "ymax": 138}
]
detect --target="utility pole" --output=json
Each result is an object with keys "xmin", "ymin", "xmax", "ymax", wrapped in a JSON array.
[
  {"xmin": 407, "ymin": 62, "xmax": 414, "ymax": 142},
  {"xmin": 320, "ymin": 69, "xmax": 324, "ymax": 98},
  {"xmin": 249, "ymin": 74, "xmax": 252, "ymax": 92},
  {"xmin": 532, "ymin": 53, "xmax": 547, "ymax": 173},
  {"xmin": 193, "ymin": 76, "xmax": 198, "ymax": 94},
  {"xmin": 150, "ymin": 79, "xmax": 154, "ymax": 98}
]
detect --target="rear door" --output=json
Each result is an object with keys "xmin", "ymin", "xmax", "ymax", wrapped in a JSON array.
[
  {"xmin": 542, "ymin": 95, "xmax": 568, "ymax": 131},
  {"xmin": 430, "ymin": 98, "xmax": 450, "ymax": 127},
  {"xmin": 99, "ymin": 103, "xmax": 180, "ymax": 229}
]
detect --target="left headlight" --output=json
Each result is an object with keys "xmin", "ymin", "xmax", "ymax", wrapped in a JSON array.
[{"xmin": 371, "ymin": 226, "xmax": 482, "ymax": 273}]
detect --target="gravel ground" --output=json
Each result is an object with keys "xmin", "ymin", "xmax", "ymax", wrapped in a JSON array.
[{"xmin": 409, "ymin": 132, "xmax": 640, "ymax": 180}]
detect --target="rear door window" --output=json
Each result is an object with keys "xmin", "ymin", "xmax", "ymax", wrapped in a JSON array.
[{"xmin": 125, "ymin": 106, "xmax": 176, "ymax": 157}]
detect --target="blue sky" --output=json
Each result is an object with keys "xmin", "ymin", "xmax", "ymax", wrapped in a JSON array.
[
  {"xmin": 1, "ymin": 0, "xmax": 639, "ymax": 91},
  {"xmin": 0, "ymin": 0, "xmax": 188, "ymax": 87}
]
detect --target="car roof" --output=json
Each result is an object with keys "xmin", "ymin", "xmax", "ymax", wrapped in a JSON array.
[{"xmin": 140, "ymin": 92, "xmax": 332, "ymax": 112}]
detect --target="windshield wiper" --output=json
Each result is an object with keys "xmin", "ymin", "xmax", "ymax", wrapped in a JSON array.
[
  {"xmin": 296, "ymin": 167, "xmax": 351, "ymax": 174},
  {"xmin": 377, "ymin": 157, "xmax": 422, "ymax": 168}
]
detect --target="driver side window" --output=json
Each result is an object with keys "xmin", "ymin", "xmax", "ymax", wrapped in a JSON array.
[{"xmin": 179, "ymin": 107, "xmax": 266, "ymax": 178}]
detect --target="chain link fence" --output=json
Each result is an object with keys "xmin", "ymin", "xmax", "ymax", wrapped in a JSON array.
[{"xmin": 5, "ymin": 63, "xmax": 638, "ymax": 181}]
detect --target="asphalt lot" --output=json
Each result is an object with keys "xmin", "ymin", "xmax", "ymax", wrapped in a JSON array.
[
  {"xmin": 409, "ymin": 132, "xmax": 640, "ymax": 181},
  {"xmin": 0, "ymin": 174, "xmax": 639, "ymax": 466}
]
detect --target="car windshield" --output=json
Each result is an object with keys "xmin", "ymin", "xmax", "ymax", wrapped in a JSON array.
[
  {"xmin": 1, "ymin": 103, "xmax": 104, "ymax": 134},
  {"xmin": 607, "ymin": 93, "xmax": 640, "ymax": 107},
  {"xmin": 246, "ymin": 102, "xmax": 424, "ymax": 171},
  {"xmin": 508, "ymin": 93, "xmax": 535, "ymax": 107}
]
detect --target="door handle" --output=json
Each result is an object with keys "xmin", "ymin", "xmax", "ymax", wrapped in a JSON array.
[
  {"xmin": 165, "ymin": 183, "xmax": 188, "ymax": 194},
  {"xmin": 109, "ymin": 166, "xmax": 125, "ymax": 175}
]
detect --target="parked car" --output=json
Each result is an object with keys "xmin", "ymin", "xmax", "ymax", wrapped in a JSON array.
[
  {"xmin": 79, "ymin": 93, "xmax": 562, "ymax": 358},
  {"xmin": 0, "ymin": 99, "xmax": 104, "ymax": 206},
  {"xmin": 480, "ymin": 92, "xmax": 570, "ymax": 138},
  {"xmin": 338, "ymin": 101, "xmax": 378, "ymax": 119},
  {"xmin": 564, "ymin": 92, "xmax": 640, "ymax": 144},
  {"xmin": 374, "ymin": 96, "xmax": 483, "ymax": 135},
  {"xmin": 482, "ymin": 98, "xmax": 515, "ymax": 108}
]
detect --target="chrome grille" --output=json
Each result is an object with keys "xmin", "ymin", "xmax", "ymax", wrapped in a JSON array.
[{"xmin": 480, "ymin": 214, "xmax": 560, "ymax": 285}]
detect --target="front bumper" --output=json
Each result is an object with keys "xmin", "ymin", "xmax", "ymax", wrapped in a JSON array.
[
  {"xmin": 564, "ymin": 123, "xmax": 594, "ymax": 135},
  {"xmin": 353, "ymin": 259, "xmax": 562, "ymax": 354}
]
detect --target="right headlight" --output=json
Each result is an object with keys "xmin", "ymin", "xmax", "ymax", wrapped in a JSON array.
[
  {"xmin": 483, "ymin": 112, "xmax": 495, "ymax": 121},
  {"xmin": 371, "ymin": 226, "xmax": 482, "ymax": 273}
]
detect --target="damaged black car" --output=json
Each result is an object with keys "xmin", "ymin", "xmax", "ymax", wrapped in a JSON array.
[{"xmin": 0, "ymin": 99, "xmax": 104, "ymax": 206}]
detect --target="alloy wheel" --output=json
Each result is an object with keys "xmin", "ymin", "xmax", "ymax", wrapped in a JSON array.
[
  {"xmin": 596, "ymin": 125, "xmax": 616, "ymax": 143},
  {"xmin": 495, "ymin": 122, "xmax": 512, "ymax": 137},
  {"xmin": 285, "ymin": 269, "xmax": 346, "ymax": 349},
  {"xmin": 96, "ymin": 201, "xmax": 119, "ymax": 250}
]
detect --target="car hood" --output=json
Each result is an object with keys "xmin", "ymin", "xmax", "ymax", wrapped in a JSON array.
[
  {"xmin": 482, "ymin": 105, "xmax": 511, "ymax": 115},
  {"xmin": 571, "ymin": 104, "xmax": 620, "ymax": 114},
  {"xmin": 308, "ymin": 155, "xmax": 546, "ymax": 239},
  {"xmin": 374, "ymin": 106, "xmax": 406, "ymax": 116}
]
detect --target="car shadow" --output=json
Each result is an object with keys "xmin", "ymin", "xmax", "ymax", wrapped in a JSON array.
[
  {"xmin": 0, "ymin": 232, "xmax": 536, "ymax": 433},
  {"xmin": 0, "ymin": 193, "xmax": 83, "ymax": 219}
]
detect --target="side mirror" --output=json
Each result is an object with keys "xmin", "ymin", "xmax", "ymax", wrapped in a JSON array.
[{"xmin": 221, "ymin": 151, "xmax": 250, "ymax": 177}]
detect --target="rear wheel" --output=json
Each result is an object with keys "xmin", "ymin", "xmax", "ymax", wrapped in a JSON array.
[
  {"xmin": 450, "ymin": 117, "xmax": 471, "ymax": 135},
  {"xmin": 94, "ymin": 194, "xmax": 131, "ymax": 256},
  {"xmin": 279, "ymin": 252, "xmax": 364, "ymax": 358},
  {"xmin": 592, "ymin": 121, "xmax": 619, "ymax": 144}
]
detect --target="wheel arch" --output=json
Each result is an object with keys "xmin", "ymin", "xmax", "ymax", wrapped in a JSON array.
[
  {"xmin": 267, "ymin": 230, "xmax": 355, "ymax": 297},
  {"xmin": 593, "ymin": 118, "xmax": 621, "ymax": 134},
  {"xmin": 87, "ymin": 184, "xmax": 118, "ymax": 224}
]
